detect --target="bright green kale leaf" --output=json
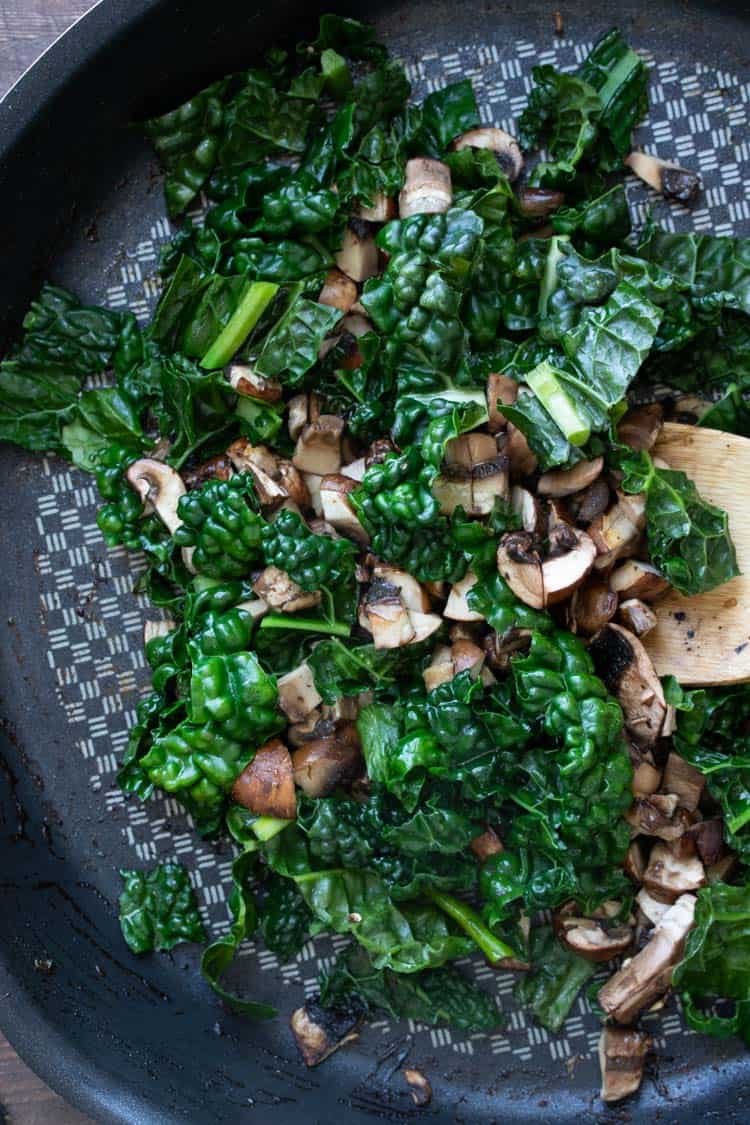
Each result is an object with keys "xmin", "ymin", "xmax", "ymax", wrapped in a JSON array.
[
  {"xmin": 261, "ymin": 509, "xmax": 356, "ymax": 590},
  {"xmin": 519, "ymin": 67, "xmax": 601, "ymax": 188},
  {"xmin": 551, "ymin": 184, "xmax": 631, "ymax": 252},
  {"xmin": 515, "ymin": 924, "xmax": 595, "ymax": 1032},
  {"xmin": 414, "ymin": 79, "xmax": 480, "ymax": 156},
  {"xmin": 174, "ymin": 476, "xmax": 263, "ymax": 578},
  {"xmin": 253, "ymin": 176, "xmax": 339, "ymax": 235},
  {"xmin": 119, "ymin": 863, "xmax": 206, "ymax": 954},
  {"xmin": 189, "ymin": 650, "xmax": 280, "ymax": 742},
  {"xmin": 577, "ymin": 28, "xmax": 648, "ymax": 169},
  {"xmin": 640, "ymin": 226, "xmax": 750, "ymax": 316}
]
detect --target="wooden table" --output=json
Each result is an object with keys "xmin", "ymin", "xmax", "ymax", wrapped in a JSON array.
[{"xmin": 1, "ymin": 7, "xmax": 97, "ymax": 1120}]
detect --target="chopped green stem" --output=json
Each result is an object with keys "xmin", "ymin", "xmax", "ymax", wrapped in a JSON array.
[
  {"xmin": 252, "ymin": 815, "xmax": 293, "ymax": 841},
  {"xmin": 526, "ymin": 361, "xmax": 590, "ymax": 446},
  {"xmin": 259, "ymin": 614, "xmax": 351, "ymax": 637},
  {"xmin": 426, "ymin": 889, "xmax": 516, "ymax": 963},
  {"xmin": 201, "ymin": 281, "xmax": 279, "ymax": 369}
]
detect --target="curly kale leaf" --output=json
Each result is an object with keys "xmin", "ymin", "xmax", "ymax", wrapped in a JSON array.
[
  {"xmin": 174, "ymin": 476, "xmax": 264, "ymax": 578},
  {"xmin": 515, "ymin": 924, "xmax": 595, "ymax": 1032},
  {"xmin": 321, "ymin": 944, "xmax": 501, "ymax": 1031},
  {"xmin": 519, "ymin": 67, "xmax": 601, "ymax": 188},
  {"xmin": 551, "ymin": 184, "xmax": 631, "ymax": 253},
  {"xmin": 189, "ymin": 650, "xmax": 280, "ymax": 742},
  {"xmin": 306, "ymin": 638, "xmax": 431, "ymax": 704},
  {"xmin": 259, "ymin": 872, "xmax": 312, "ymax": 962},
  {"xmin": 119, "ymin": 863, "xmax": 205, "ymax": 954},
  {"xmin": 639, "ymin": 225, "xmax": 750, "ymax": 316},
  {"xmin": 261, "ymin": 509, "xmax": 356, "ymax": 590},
  {"xmin": 256, "ymin": 295, "xmax": 343, "ymax": 386},
  {"xmin": 252, "ymin": 176, "xmax": 339, "ymax": 236}
]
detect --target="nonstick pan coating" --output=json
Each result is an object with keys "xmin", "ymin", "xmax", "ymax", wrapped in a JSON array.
[{"xmin": 0, "ymin": 2, "xmax": 749, "ymax": 1122}]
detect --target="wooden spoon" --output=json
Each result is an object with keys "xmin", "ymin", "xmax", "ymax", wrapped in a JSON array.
[{"xmin": 643, "ymin": 422, "xmax": 750, "ymax": 685}]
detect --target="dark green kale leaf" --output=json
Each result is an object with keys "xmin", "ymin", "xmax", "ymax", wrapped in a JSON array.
[
  {"xmin": 256, "ymin": 296, "xmax": 343, "ymax": 386},
  {"xmin": 700, "ymin": 385, "xmax": 750, "ymax": 436},
  {"xmin": 189, "ymin": 650, "xmax": 281, "ymax": 742},
  {"xmin": 261, "ymin": 509, "xmax": 356, "ymax": 590},
  {"xmin": 515, "ymin": 924, "xmax": 595, "ymax": 1031},
  {"xmin": 173, "ymin": 476, "xmax": 264, "ymax": 578},
  {"xmin": 253, "ymin": 176, "xmax": 340, "ymax": 236},
  {"xmin": 119, "ymin": 863, "xmax": 205, "ymax": 954},
  {"xmin": 412, "ymin": 79, "xmax": 480, "ymax": 157},
  {"xmin": 576, "ymin": 28, "xmax": 648, "ymax": 169},
  {"xmin": 551, "ymin": 184, "xmax": 631, "ymax": 253},
  {"xmin": 639, "ymin": 226, "xmax": 750, "ymax": 316},
  {"xmin": 306, "ymin": 638, "xmax": 432, "ymax": 704},
  {"xmin": 518, "ymin": 67, "xmax": 601, "ymax": 188},
  {"xmin": 259, "ymin": 872, "xmax": 312, "ymax": 962}
]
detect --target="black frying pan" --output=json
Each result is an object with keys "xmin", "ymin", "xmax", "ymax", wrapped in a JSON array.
[{"xmin": 1, "ymin": 2, "xmax": 749, "ymax": 1122}]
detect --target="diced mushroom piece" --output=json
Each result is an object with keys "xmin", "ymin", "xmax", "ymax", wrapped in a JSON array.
[
  {"xmin": 609, "ymin": 559, "xmax": 670, "ymax": 601},
  {"xmin": 451, "ymin": 638, "xmax": 486, "ymax": 676},
  {"xmin": 643, "ymin": 842, "xmax": 706, "ymax": 901},
  {"xmin": 287, "ymin": 393, "xmax": 321, "ymax": 443},
  {"xmin": 182, "ymin": 453, "xmax": 233, "ymax": 490},
  {"xmin": 569, "ymin": 478, "xmax": 611, "ymax": 525},
  {"xmin": 363, "ymin": 588, "xmax": 415, "ymax": 648},
  {"xmin": 318, "ymin": 268, "xmax": 358, "ymax": 313},
  {"xmin": 589, "ymin": 624, "xmax": 666, "ymax": 746},
  {"xmin": 252, "ymin": 566, "xmax": 322, "ymax": 613},
  {"xmin": 506, "ymin": 422, "xmax": 538, "ymax": 478},
  {"xmin": 292, "ymin": 416, "xmax": 344, "ymax": 476},
  {"xmin": 630, "ymin": 748, "xmax": 662, "ymax": 796},
  {"xmin": 444, "ymin": 571, "xmax": 484, "ymax": 622},
  {"xmin": 537, "ymin": 456, "xmax": 604, "ymax": 498},
  {"xmin": 403, "ymin": 1068, "xmax": 432, "ymax": 1108},
  {"xmin": 399, "ymin": 157, "xmax": 452, "ymax": 217},
  {"xmin": 277, "ymin": 663, "xmax": 323, "ymax": 724},
  {"xmin": 471, "ymin": 826, "xmax": 504, "ymax": 862},
  {"xmin": 452, "ymin": 127, "xmax": 523, "ymax": 182},
  {"xmin": 598, "ymin": 894, "xmax": 697, "ymax": 1024},
  {"xmin": 231, "ymin": 738, "xmax": 296, "ymax": 820},
  {"xmin": 557, "ymin": 917, "xmax": 633, "ymax": 962},
  {"xmin": 624, "ymin": 839, "xmax": 647, "ymax": 883},
  {"xmin": 304, "ymin": 473, "xmax": 324, "ymax": 516},
  {"xmin": 126, "ymin": 459, "xmax": 186, "ymax": 535},
  {"xmin": 569, "ymin": 581, "xmax": 618, "ymax": 635},
  {"xmin": 516, "ymin": 186, "xmax": 565, "ymax": 217},
  {"xmin": 498, "ymin": 528, "xmax": 596, "ymax": 610},
  {"xmin": 618, "ymin": 403, "xmax": 664, "ymax": 452},
  {"xmin": 334, "ymin": 219, "xmax": 379, "ymax": 283},
  {"xmin": 472, "ymin": 456, "xmax": 511, "ymax": 514},
  {"xmin": 340, "ymin": 458, "xmax": 366, "ymax": 482},
  {"xmin": 354, "ymin": 192, "xmax": 397, "ymax": 223},
  {"xmin": 662, "ymin": 752, "xmax": 706, "ymax": 812},
  {"xmin": 625, "ymin": 151, "xmax": 700, "ymax": 204},
  {"xmin": 685, "ymin": 818, "xmax": 724, "ymax": 867},
  {"xmin": 408, "ymin": 610, "xmax": 443, "ymax": 644},
  {"xmin": 590, "ymin": 491, "xmax": 647, "ymax": 570},
  {"xmin": 625, "ymin": 794, "xmax": 688, "ymax": 841},
  {"xmin": 278, "ymin": 462, "xmax": 311, "ymax": 509},
  {"xmin": 235, "ymin": 597, "xmax": 269, "ymax": 622},
  {"xmin": 618, "ymin": 598, "xmax": 657, "ymax": 637},
  {"xmin": 320, "ymin": 475, "xmax": 369, "ymax": 545},
  {"xmin": 487, "ymin": 372, "xmax": 518, "ymax": 433},
  {"xmin": 290, "ymin": 1000, "xmax": 361, "ymax": 1068},
  {"xmin": 287, "ymin": 711, "xmax": 331, "ymax": 747},
  {"xmin": 445, "ymin": 432, "xmax": 498, "ymax": 468},
  {"xmin": 636, "ymin": 887, "xmax": 673, "ymax": 926},
  {"xmin": 509, "ymin": 486, "xmax": 543, "ymax": 536},
  {"xmin": 291, "ymin": 726, "xmax": 363, "ymax": 797},
  {"xmin": 433, "ymin": 467, "xmax": 474, "ymax": 516},
  {"xmin": 226, "ymin": 364, "xmax": 282, "ymax": 403},
  {"xmin": 372, "ymin": 564, "xmax": 430, "ymax": 614},
  {"xmin": 225, "ymin": 439, "xmax": 287, "ymax": 507},
  {"xmin": 143, "ymin": 619, "xmax": 175, "ymax": 645},
  {"xmin": 708, "ymin": 853, "xmax": 739, "ymax": 884},
  {"xmin": 598, "ymin": 1027, "xmax": 651, "ymax": 1104},
  {"xmin": 423, "ymin": 640, "xmax": 485, "ymax": 691},
  {"xmin": 423, "ymin": 645, "xmax": 455, "ymax": 693}
]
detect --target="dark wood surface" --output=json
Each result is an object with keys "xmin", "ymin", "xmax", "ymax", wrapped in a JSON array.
[{"xmin": 1, "ymin": 7, "xmax": 97, "ymax": 1121}]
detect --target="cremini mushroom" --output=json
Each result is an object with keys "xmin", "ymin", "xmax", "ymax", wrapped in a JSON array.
[
  {"xmin": 618, "ymin": 597, "xmax": 657, "ymax": 637},
  {"xmin": 618, "ymin": 403, "xmax": 664, "ymax": 451},
  {"xmin": 423, "ymin": 638, "xmax": 485, "ymax": 692},
  {"xmin": 557, "ymin": 916, "xmax": 633, "ymax": 962},
  {"xmin": 486, "ymin": 372, "xmax": 518, "ymax": 433},
  {"xmin": 372, "ymin": 564, "xmax": 431, "ymax": 614},
  {"xmin": 590, "ymin": 491, "xmax": 647, "ymax": 570},
  {"xmin": 569, "ymin": 477, "xmax": 610, "ymax": 525},
  {"xmin": 291, "ymin": 725, "xmax": 363, "ymax": 797},
  {"xmin": 589, "ymin": 623, "xmax": 666, "ymax": 746},
  {"xmin": 630, "ymin": 748, "xmax": 662, "ymax": 796},
  {"xmin": 511, "ymin": 485, "xmax": 544, "ymax": 535},
  {"xmin": 506, "ymin": 422, "xmax": 538, "ymax": 478},
  {"xmin": 435, "ymin": 434, "xmax": 509, "ymax": 516},
  {"xmin": 292, "ymin": 415, "xmax": 344, "ymax": 476},
  {"xmin": 287, "ymin": 393, "xmax": 321, "ymax": 443},
  {"xmin": 598, "ymin": 1027, "xmax": 651, "ymax": 1103},
  {"xmin": 126, "ymin": 459, "xmax": 186, "ymax": 535},
  {"xmin": 444, "ymin": 571, "xmax": 484, "ymax": 623},
  {"xmin": 569, "ymin": 581, "xmax": 618, "ymax": 635},
  {"xmin": 642, "ymin": 842, "xmax": 706, "ymax": 901},
  {"xmin": 277, "ymin": 663, "xmax": 323, "ymax": 724},
  {"xmin": 319, "ymin": 475, "xmax": 369, "ymax": 545},
  {"xmin": 290, "ymin": 1000, "xmax": 361, "ymax": 1067},
  {"xmin": 226, "ymin": 364, "xmax": 282, "ymax": 402},
  {"xmin": 636, "ymin": 887, "xmax": 673, "ymax": 926},
  {"xmin": 452, "ymin": 127, "xmax": 524, "ymax": 182},
  {"xmin": 231, "ymin": 738, "xmax": 296, "ymax": 820},
  {"xmin": 335, "ymin": 219, "xmax": 379, "ymax": 282},
  {"xmin": 182, "ymin": 453, "xmax": 233, "ymax": 490},
  {"xmin": 318, "ymin": 268, "xmax": 358, "ymax": 313},
  {"xmin": 625, "ymin": 151, "xmax": 700, "ymax": 203},
  {"xmin": 516, "ymin": 186, "xmax": 565, "ymax": 217},
  {"xmin": 609, "ymin": 559, "xmax": 669, "ymax": 601},
  {"xmin": 399, "ymin": 157, "xmax": 452, "ymax": 217},
  {"xmin": 497, "ymin": 527, "xmax": 596, "ymax": 609},
  {"xmin": 684, "ymin": 818, "xmax": 724, "ymax": 867},
  {"xmin": 471, "ymin": 826, "xmax": 504, "ymax": 862},
  {"xmin": 537, "ymin": 456, "xmax": 604, "ymax": 498},
  {"xmin": 661, "ymin": 752, "xmax": 706, "ymax": 812},
  {"xmin": 354, "ymin": 192, "xmax": 397, "ymax": 223},
  {"xmin": 252, "ymin": 566, "xmax": 322, "ymax": 613}
]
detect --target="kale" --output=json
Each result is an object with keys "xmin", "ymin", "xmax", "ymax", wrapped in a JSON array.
[
  {"xmin": 173, "ymin": 476, "xmax": 264, "ymax": 577},
  {"xmin": 119, "ymin": 864, "xmax": 205, "ymax": 954},
  {"xmin": 259, "ymin": 873, "xmax": 312, "ymax": 962},
  {"xmin": 515, "ymin": 924, "xmax": 595, "ymax": 1032}
]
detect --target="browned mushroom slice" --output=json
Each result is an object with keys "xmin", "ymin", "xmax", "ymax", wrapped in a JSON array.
[
  {"xmin": 625, "ymin": 794, "xmax": 687, "ymax": 841},
  {"xmin": 472, "ymin": 456, "xmax": 510, "ymax": 514},
  {"xmin": 516, "ymin": 186, "xmax": 565, "ymax": 217},
  {"xmin": 444, "ymin": 571, "xmax": 484, "ymax": 622},
  {"xmin": 287, "ymin": 711, "xmax": 334, "ymax": 747},
  {"xmin": 642, "ymin": 841, "xmax": 706, "ymax": 901},
  {"xmin": 624, "ymin": 839, "xmax": 647, "ymax": 883},
  {"xmin": 499, "ymin": 528, "xmax": 597, "ymax": 610},
  {"xmin": 618, "ymin": 403, "xmax": 664, "ymax": 451},
  {"xmin": 422, "ymin": 644, "xmax": 455, "ymax": 693},
  {"xmin": 630, "ymin": 748, "xmax": 662, "ymax": 796},
  {"xmin": 590, "ymin": 491, "xmax": 647, "ymax": 570},
  {"xmin": 598, "ymin": 1027, "xmax": 651, "ymax": 1104},
  {"xmin": 363, "ymin": 585, "xmax": 415, "ymax": 648},
  {"xmin": 291, "ymin": 727, "xmax": 363, "ymax": 797},
  {"xmin": 319, "ymin": 474, "xmax": 369, "ymax": 544},
  {"xmin": 557, "ymin": 916, "xmax": 633, "ymax": 962},
  {"xmin": 487, "ymin": 372, "xmax": 518, "ymax": 433},
  {"xmin": 537, "ymin": 456, "xmax": 604, "ymax": 498},
  {"xmin": 662, "ymin": 752, "xmax": 706, "ymax": 811},
  {"xmin": 226, "ymin": 364, "xmax": 282, "ymax": 403},
  {"xmin": 403, "ymin": 1069, "xmax": 432, "ymax": 1107},
  {"xmin": 252, "ymin": 566, "xmax": 322, "ymax": 613},
  {"xmin": 365, "ymin": 437, "xmax": 397, "ymax": 467},
  {"xmin": 452, "ymin": 127, "xmax": 523, "ymax": 182},
  {"xmin": 636, "ymin": 887, "xmax": 673, "ymax": 926},
  {"xmin": 609, "ymin": 559, "xmax": 669, "ymax": 601},
  {"xmin": 287, "ymin": 393, "xmax": 321, "ymax": 443},
  {"xmin": 372, "ymin": 564, "xmax": 431, "ymax": 614},
  {"xmin": 684, "ymin": 818, "xmax": 724, "ymax": 867},
  {"xmin": 231, "ymin": 738, "xmax": 296, "ymax": 820},
  {"xmin": 399, "ymin": 157, "xmax": 452, "ymax": 217},
  {"xmin": 334, "ymin": 219, "xmax": 379, "ymax": 282},
  {"xmin": 444, "ymin": 432, "xmax": 498, "ymax": 468},
  {"xmin": 225, "ymin": 439, "xmax": 286, "ymax": 506},
  {"xmin": 126, "ymin": 459, "xmax": 187, "ymax": 534},
  {"xmin": 589, "ymin": 624, "xmax": 666, "ymax": 746},
  {"xmin": 471, "ymin": 826, "xmax": 504, "ymax": 862},
  {"xmin": 182, "ymin": 453, "xmax": 234, "ymax": 490},
  {"xmin": 569, "ymin": 581, "xmax": 618, "ymax": 635},
  {"xmin": 354, "ymin": 192, "xmax": 397, "ymax": 222},
  {"xmin": 318, "ymin": 268, "xmax": 358, "ymax": 313},
  {"xmin": 598, "ymin": 894, "xmax": 697, "ymax": 1024},
  {"xmin": 509, "ymin": 486, "xmax": 543, "ymax": 536},
  {"xmin": 506, "ymin": 422, "xmax": 538, "ymax": 478},
  {"xmin": 625, "ymin": 151, "xmax": 700, "ymax": 203},
  {"xmin": 618, "ymin": 597, "xmax": 657, "ymax": 637},
  {"xmin": 497, "ymin": 532, "xmax": 545, "ymax": 609},
  {"xmin": 432, "ymin": 465, "xmax": 474, "ymax": 516},
  {"xmin": 277, "ymin": 663, "xmax": 323, "ymax": 724},
  {"xmin": 569, "ymin": 477, "xmax": 610, "ymax": 525},
  {"xmin": 290, "ymin": 1000, "xmax": 361, "ymax": 1068},
  {"xmin": 292, "ymin": 415, "xmax": 344, "ymax": 475}
]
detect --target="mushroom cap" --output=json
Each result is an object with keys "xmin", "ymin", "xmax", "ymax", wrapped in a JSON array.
[
  {"xmin": 589, "ymin": 623, "xmax": 666, "ymax": 746},
  {"xmin": 452, "ymin": 127, "xmax": 524, "ymax": 181},
  {"xmin": 126, "ymin": 458, "xmax": 186, "ymax": 535}
]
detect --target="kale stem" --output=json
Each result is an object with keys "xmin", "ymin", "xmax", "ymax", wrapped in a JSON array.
[
  {"xmin": 200, "ymin": 281, "xmax": 279, "ymax": 369},
  {"xmin": 258, "ymin": 614, "xmax": 351, "ymax": 637},
  {"xmin": 426, "ymin": 889, "xmax": 516, "ymax": 963}
]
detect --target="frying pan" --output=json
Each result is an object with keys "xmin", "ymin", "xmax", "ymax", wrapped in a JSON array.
[{"xmin": 0, "ymin": 1, "xmax": 749, "ymax": 1121}]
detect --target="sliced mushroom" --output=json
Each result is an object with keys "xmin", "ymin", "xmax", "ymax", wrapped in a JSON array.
[
  {"xmin": 423, "ymin": 639, "xmax": 484, "ymax": 691},
  {"xmin": 287, "ymin": 393, "xmax": 321, "ymax": 443},
  {"xmin": 516, "ymin": 186, "xmax": 565, "ymax": 218},
  {"xmin": 304, "ymin": 473, "xmax": 324, "ymax": 516},
  {"xmin": 557, "ymin": 917, "xmax": 633, "ymax": 962},
  {"xmin": 598, "ymin": 1027, "xmax": 650, "ymax": 1104},
  {"xmin": 472, "ymin": 456, "xmax": 511, "ymax": 514},
  {"xmin": 334, "ymin": 219, "xmax": 379, "ymax": 283},
  {"xmin": 642, "ymin": 841, "xmax": 706, "ymax": 901},
  {"xmin": 433, "ymin": 466, "xmax": 474, "ymax": 516},
  {"xmin": 252, "ymin": 566, "xmax": 321, "ymax": 613},
  {"xmin": 636, "ymin": 887, "xmax": 673, "ymax": 926},
  {"xmin": 470, "ymin": 826, "xmax": 504, "ymax": 862},
  {"xmin": 498, "ymin": 528, "xmax": 596, "ymax": 609},
  {"xmin": 569, "ymin": 581, "xmax": 618, "ymax": 635},
  {"xmin": 422, "ymin": 644, "xmax": 455, "ymax": 693},
  {"xmin": 684, "ymin": 818, "xmax": 725, "ymax": 867},
  {"xmin": 569, "ymin": 477, "xmax": 610, "ymax": 525},
  {"xmin": 625, "ymin": 151, "xmax": 700, "ymax": 204},
  {"xmin": 290, "ymin": 1000, "xmax": 361, "ymax": 1067},
  {"xmin": 589, "ymin": 624, "xmax": 666, "ymax": 746},
  {"xmin": 372, "ymin": 564, "xmax": 431, "ymax": 614},
  {"xmin": 287, "ymin": 711, "xmax": 332, "ymax": 747},
  {"xmin": 452, "ymin": 127, "xmax": 523, "ymax": 182},
  {"xmin": 625, "ymin": 794, "xmax": 687, "ymax": 841},
  {"xmin": 226, "ymin": 364, "xmax": 282, "ymax": 403},
  {"xmin": 661, "ymin": 752, "xmax": 705, "ymax": 812},
  {"xmin": 291, "ymin": 726, "xmax": 363, "ymax": 797},
  {"xmin": 506, "ymin": 422, "xmax": 538, "ymax": 478},
  {"xmin": 598, "ymin": 894, "xmax": 697, "ymax": 1024},
  {"xmin": 590, "ymin": 491, "xmax": 647, "ymax": 570},
  {"xmin": 143, "ymin": 619, "xmax": 175, "ymax": 645},
  {"xmin": 537, "ymin": 457, "xmax": 604, "ymax": 498},
  {"xmin": 318, "ymin": 268, "xmax": 358, "ymax": 313},
  {"xmin": 509, "ymin": 486, "xmax": 543, "ymax": 536},
  {"xmin": 277, "ymin": 663, "xmax": 323, "ymax": 724},
  {"xmin": 225, "ymin": 439, "xmax": 286, "ymax": 506},
  {"xmin": 362, "ymin": 583, "xmax": 415, "ymax": 648},
  {"xmin": 399, "ymin": 157, "xmax": 452, "ymax": 217},
  {"xmin": 403, "ymin": 1069, "xmax": 432, "ymax": 1108},
  {"xmin": 409, "ymin": 610, "xmax": 444, "ymax": 644},
  {"xmin": 126, "ymin": 459, "xmax": 186, "ymax": 535},
  {"xmin": 618, "ymin": 598, "xmax": 657, "ymax": 637},
  {"xmin": 609, "ymin": 559, "xmax": 669, "ymax": 601},
  {"xmin": 624, "ymin": 839, "xmax": 647, "ymax": 883},
  {"xmin": 182, "ymin": 453, "xmax": 233, "ymax": 490},
  {"xmin": 630, "ymin": 748, "xmax": 662, "ymax": 796},
  {"xmin": 292, "ymin": 416, "xmax": 344, "ymax": 476},
  {"xmin": 319, "ymin": 475, "xmax": 369, "ymax": 545},
  {"xmin": 487, "ymin": 372, "xmax": 518, "ymax": 433},
  {"xmin": 444, "ymin": 571, "xmax": 484, "ymax": 622},
  {"xmin": 618, "ymin": 403, "xmax": 664, "ymax": 452},
  {"xmin": 354, "ymin": 192, "xmax": 397, "ymax": 223},
  {"xmin": 231, "ymin": 738, "xmax": 296, "ymax": 820},
  {"xmin": 445, "ymin": 432, "xmax": 498, "ymax": 468}
]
